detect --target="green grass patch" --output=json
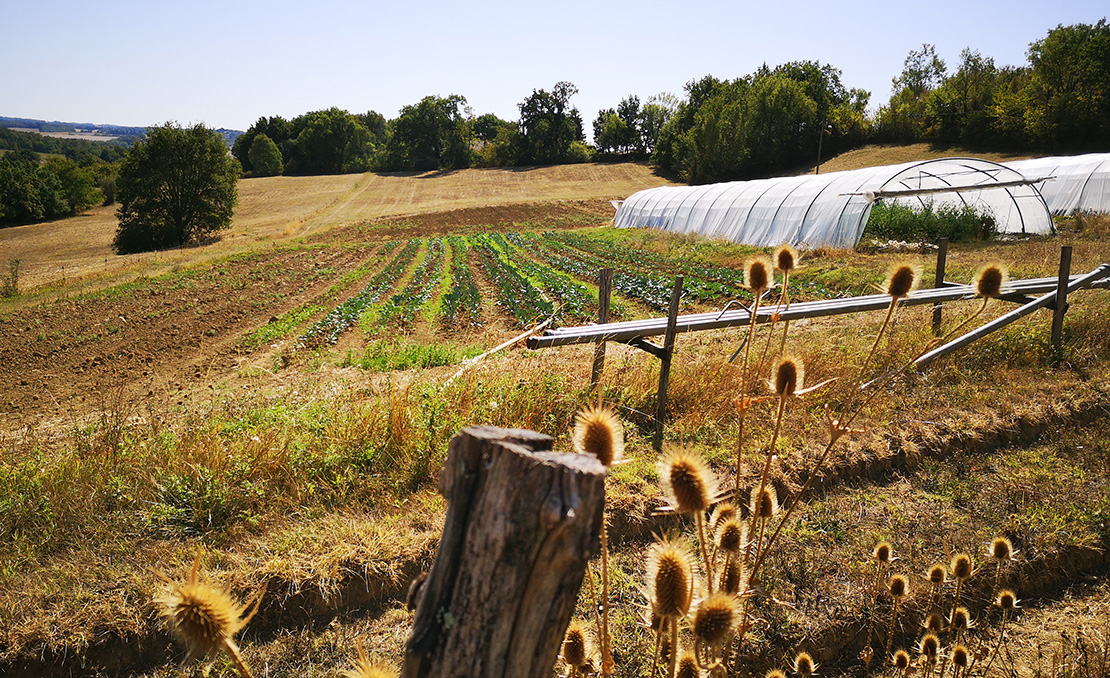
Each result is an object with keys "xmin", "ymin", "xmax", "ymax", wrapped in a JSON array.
[{"xmin": 340, "ymin": 338, "xmax": 482, "ymax": 372}]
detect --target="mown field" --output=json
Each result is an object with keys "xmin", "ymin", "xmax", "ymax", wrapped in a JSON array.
[{"xmin": 0, "ymin": 153, "xmax": 1108, "ymax": 677}]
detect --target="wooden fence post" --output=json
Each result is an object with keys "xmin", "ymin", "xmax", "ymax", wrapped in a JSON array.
[
  {"xmin": 402, "ymin": 426, "xmax": 606, "ymax": 678},
  {"xmin": 590, "ymin": 268, "xmax": 614, "ymax": 391},
  {"xmin": 1051, "ymin": 245, "xmax": 1073, "ymax": 355},
  {"xmin": 932, "ymin": 237, "xmax": 948, "ymax": 336},
  {"xmin": 653, "ymin": 277, "xmax": 684, "ymax": 453}
]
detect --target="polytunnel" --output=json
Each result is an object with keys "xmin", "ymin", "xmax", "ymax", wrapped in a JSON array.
[
  {"xmin": 1003, "ymin": 153, "xmax": 1110, "ymax": 216},
  {"xmin": 613, "ymin": 158, "xmax": 1053, "ymax": 249}
]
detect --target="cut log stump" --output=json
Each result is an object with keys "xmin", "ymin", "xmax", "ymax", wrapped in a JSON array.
[{"xmin": 402, "ymin": 426, "xmax": 607, "ymax": 678}]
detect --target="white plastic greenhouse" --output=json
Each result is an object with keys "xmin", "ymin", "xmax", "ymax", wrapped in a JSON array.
[
  {"xmin": 1003, "ymin": 153, "xmax": 1110, "ymax": 216},
  {"xmin": 613, "ymin": 158, "xmax": 1053, "ymax": 249}
]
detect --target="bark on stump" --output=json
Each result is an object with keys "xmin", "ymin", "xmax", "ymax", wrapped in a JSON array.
[{"xmin": 402, "ymin": 426, "xmax": 606, "ymax": 678}]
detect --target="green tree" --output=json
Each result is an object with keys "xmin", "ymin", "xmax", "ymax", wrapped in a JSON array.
[
  {"xmin": 113, "ymin": 123, "xmax": 240, "ymax": 254},
  {"xmin": 286, "ymin": 108, "xmax": 373, "ymax": 175},
  {"xmin": 232, "ymin": 116, "xmax": 293, "ymax": 174},
  {"xmin": 1024, "ymin": 19, "xmax": 1110, "ymax": 148},
  {"xmin": 639, "ymin": 93, "xmax": 678, "ymax": 156},
  {"xmin": 248, "ymin": 133, "xmax": 283, "ymax": 176},
  {"xmin": 877, "ymin": 44, "xmax": 948, "ymax": 142},
  {"xmin": 517, "ymin": 81, "xmax": 585, "ymax": 164},
  {"xmin": 924, "ymin": 49, "xmax": 998, "ymax": 145},
  {"xmin": 384, "ymin": 95, "xmax": 473, "ymax": 171}
]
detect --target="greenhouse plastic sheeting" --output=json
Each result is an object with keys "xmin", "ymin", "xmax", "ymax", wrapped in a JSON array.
[
  {"xmin": 1003, "ymin": 153, "xmax": 1110, "ymax": 216},
  {"xmin": 614, "ymin": 158, "xmax": 1053, "ymax": 249}
]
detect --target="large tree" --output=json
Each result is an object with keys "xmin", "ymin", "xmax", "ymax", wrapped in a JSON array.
[
  {"xmin": 517, "ymin": 81, "xmax": 584, "ymax": 164},
  {"xmin": 384, "ymin": 95, "xmax": 473, "ymax": 171},
  {"xmin": 113, "ymin": 123, "xmax": 240, "ymax": 254}
]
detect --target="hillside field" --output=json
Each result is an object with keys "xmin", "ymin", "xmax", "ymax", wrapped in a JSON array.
[{"xmin": 0, "ymin": 150, "xmax": 1108, "ymax": 677}]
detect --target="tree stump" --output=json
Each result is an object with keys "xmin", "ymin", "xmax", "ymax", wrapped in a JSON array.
[{"xmin": 402, "ymin": 426, "xmax": 606, "ymax": 678}]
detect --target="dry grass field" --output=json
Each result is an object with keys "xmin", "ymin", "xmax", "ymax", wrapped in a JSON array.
[{"xmin": 0, "ymin": 151, "xmax": 1108, "ymax": 677}]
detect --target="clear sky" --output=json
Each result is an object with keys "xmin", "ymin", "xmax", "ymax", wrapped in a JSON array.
[{"xmin": 1, "ymin": 0, "xmax": 1106, "ymax": 136}]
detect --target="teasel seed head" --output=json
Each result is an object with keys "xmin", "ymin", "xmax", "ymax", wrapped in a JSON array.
[
  {"xmin": 154, "ymin": 553, "xmax": 264, "ymax": 674},
  {"xmin": 793, "ymin": 651, "xmax": 818, "ymax": 676},
  {"xmin": 750, "ymin": 484, "xmax": 779, "ymax": 520},
  {"xmin": 765, "ymin": 670, "xmax": 787, "ymax": 678},
  {"xmin": 893, "ymin": 649, "xmax": 911, "ymax": 670},
  {"xmin": 660, "ymin": 449, "xmax": 717, "ymax": 515},
  {"xmin": 646, "ymin": 537, "xmax": 696, "ymax": 619},
  {"xmin": 922, "ymin": 613, "xmax": 945, "ymax": 634},
  {"xmin": 888, "ymin": 574, "xmax": 909, "ymax": 600},
  {"xmin": 996, "ymin": 589, "xmax": 1018, "ymax": 611},
  {"xmin": 771, "ymin": 355, "xmax": 804, "ymax": 397},
  {"xmin": 952, "ymin": 644, "xmax": 970, "ymax": 669},
  {"xmin": 974, "ymin": 263, "xmax": 1008, "ymax": 299},
  {"xmin": 919, "ymin": 633, "xmax": 940, "ymax": 659},
  {"xmin": 343, "ymin": 639, "xmax": 396, "ymax": 678},
  {"xmin": 745, "ymin": 256, "xmax": 773, "ymax": 293},
  {"xmin": 951, "ymin": 553, "xmax": 973, "ymax": 581},
  {"xmin": 710, "ymin": 502, "xmax": 737, "ymax": 533},
  {"xmin": 573, "ymin": 404, "xmax": 624, "ymax": 467},
  {"xmin": 774, "ymin": 243, "xmax": 799, "ymax": 273},
  {"xmin": 950, "ymin": 606, "xmax": 971, "ymax": 632},
  {"xmin": 717, "ymin": 518, "xmax": 745, "ymax": 553},
  {"xmin": 561, "ymin": 620, "xmax": 590, "ymax": 668},
  {"xmin": 927, "ymin": 563, "xmax": 946, "ymax": 585},
  {"xmin": 676, "ymin": 651, "xmax": 702, "ymax": 678},
  {"xmin": 884, "ymin": 263, "xmax": 919, "ymax": 299},
  {"xmin": 693, "ymin": 592, "xmax": 740, "ymax": 647},
  {"xmin": 989, "ymin": 536, "xmax": 1014, "ymax": 563},
  {"xmin": 873, "ymin": 541, "xmax": 893, "ymax": 565},
  {"xmin": 720, "ymin": 557, "xmax": 743, "ymax": 595}
]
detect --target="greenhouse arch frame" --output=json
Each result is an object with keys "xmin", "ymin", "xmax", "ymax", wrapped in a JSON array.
[{"xmin": 614, "ymin": 157, "xmax": 1054, "ymax": 249}]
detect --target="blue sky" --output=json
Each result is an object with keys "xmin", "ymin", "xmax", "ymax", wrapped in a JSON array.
[{"xmin": 1, "ymin": 0, "xmax": 1105, "ymax": 135}]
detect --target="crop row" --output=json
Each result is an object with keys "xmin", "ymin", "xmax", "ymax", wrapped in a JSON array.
[
  {"xmin": 376, "ymin": 238, "xmax": 446, "ymax": 330},
  {"xmin": 472, "ymin": 234, "xmax": 554, "ymax": 326},
  {"xmin": 297, "ymin": 239, "xmax": 419, "ymax": 347},
  {"xmin": 499, "ymin": 233, "xmax": 596, "ymax": 321},
  {"xmin": 440, "ymin": 236, "xmax": 482, "ymax": 328}
]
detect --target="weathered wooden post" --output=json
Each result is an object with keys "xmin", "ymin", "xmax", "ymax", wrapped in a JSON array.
[
  {"xmin": 932, "ymin": 237, "xmax": 949, "ymax": 336},
  {"xmin": 653, "ymin": 277, "xmax": 684, "ymax": 453},
  {"xmin": 1051, "ymin": 245, "xmax": 1073, "ymax": 355},
  {"xmin": 590, "ymin": 268, "xmax": 614, "ymax": 391},
  {"xmin": 402, "ymin": 426, "xmax": 606, "ymax": 678}
]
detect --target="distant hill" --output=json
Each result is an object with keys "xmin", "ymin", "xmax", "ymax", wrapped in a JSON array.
[{"xmin": 0, "ymin": 116, "xmax": 243, "ymax": 148}]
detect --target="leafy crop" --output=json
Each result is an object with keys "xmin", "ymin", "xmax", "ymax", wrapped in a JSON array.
[
  {"xmin": 441, "ymin": 236, "xmax": 482, "ymax": 328},
  {"xmin": 472, "ymin": 234, "xmax": 553, "ymax": 325}
]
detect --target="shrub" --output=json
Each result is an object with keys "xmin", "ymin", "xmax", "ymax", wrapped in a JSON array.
[
  {"xmin": 863, "ymin": 199, "xmax": 998, "ymax": 243},
  {"xmin": 1, "ymin": 258, "xmax": 19, "ymax": 298}
]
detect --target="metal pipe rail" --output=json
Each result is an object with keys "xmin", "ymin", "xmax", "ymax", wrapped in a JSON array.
[{"xmin": 526, "ymin": 266, "xmax": 1110, "ymax": 349}]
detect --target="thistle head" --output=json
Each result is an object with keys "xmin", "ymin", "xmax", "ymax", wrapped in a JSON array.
[
  {"xmin": 950, "ymin": 553, "xmax": 973, "ymax": 581},
  {"xmin": 745, "ymin": 255, "xmax": 773, "ymax": 293},
  {"xmin": 884, "ymin": 263, "xmax": 919, "ymax": 299},
  {"xmin": 888, "ymin": 574, "xmax": 909, "ymax": 600},
  {"xmin": 927, "ymin": 563, "xmax": 946, "ymax": 586},
  {"xmin": 717, "ymin": 517, "xmax": 745, "ymax": 554},
  {"xmin": 996, "ymin": 589, "xmax": 1019, "ymax": 611},
  {"xmin": 750, "ymin": 484, "xmax": 779, "ymax": 520},
  {"xmin": 561, "ymin": 620, "xmax": 590, "ymax": 669},
  {"xmin": 873, "ymin": 541, "xmax": 893, "ymax": 566},
  {"xmin": 676, "ymin": 651, "xmax": 702, "ymax": 678},
  {"xmin": 793, "ymin": 651, "xmax": 818, "ymax": 676},
  {"xmin": 692, "ymin": 592, "xmax": 740, "ymax": 647},
  {"xmin": 710, "ymin": 502, "xmax": 737, "ymax": 533},
  {"xmin": 892, "ymin": 649, "xmax": 911, "ymax": 671},
  {"xmin": 974, "ymin": 263, "xmax": 1008, "ymax": 299},
  {"xmin": 774, "ymin": 243, "xmax": 799, "ymax": 273},
  {"xmin": 919, "ymin": 633, "xmax": 940, "ymax": 659},
  {"xmin": 922, "ymin": 613, "xmax": 945, "ymax": 635},
  {"xmin": 989, "ymin": 536, "xmax": 1014, "ymax": 563},
  {"xmin": 770, "ymin": 356, "xmax": 804, "ymax": 397},
  {"xmin": 660, "ymin": 449, "xmax": 717, "ymax": 515},
  {"xmin": 720, "ymin": 557, "xmax": 743, "ymax": 595},
  {"xmin": 343, "ymin": 639, "xmax": 396, "ymax": 678},
  {"xmin": 951, "ymin": 645, "xmax": 970, "ymax": 670},
  {"xmin": 154, "ymin": 553, "xmax": 264, "ymax": 667},
  {"xmin": 573, "ymin": 404, "xmax": 624, "ymax": 467},
  {"xmin": 646, "ymin": 536, "xmax": 696, "ymax": 619},
  {"xmin": 949, "ymin": 606, "xmax": 971, "ymax": 632}
]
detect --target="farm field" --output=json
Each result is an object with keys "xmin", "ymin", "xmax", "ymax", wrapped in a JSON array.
[{"xmin": 0, "ymin": 152, "xmax": 1108, "ymax": 677}]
